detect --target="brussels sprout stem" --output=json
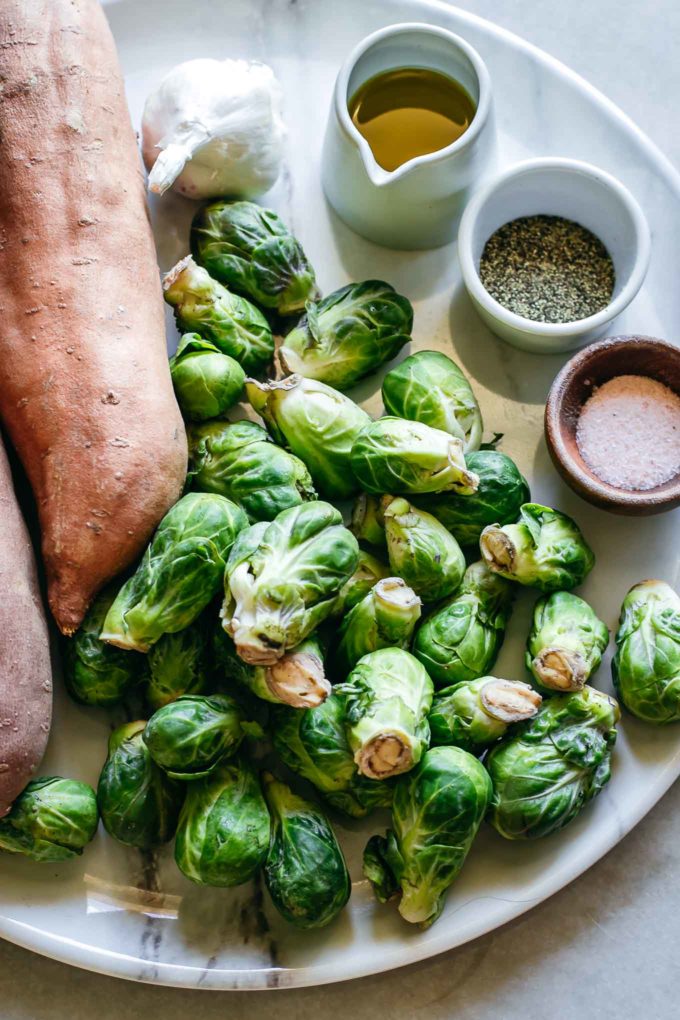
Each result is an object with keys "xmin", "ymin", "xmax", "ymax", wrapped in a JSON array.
[
  {"xmin": 445, "ymin": 439, "xmax": 479, "ymax": 494},
  {"xmin": 232, "ymin": 629, "xmax": 283, "ymax": 666},
  {"xmin": 375, "ymin": 577, "xmax": 422, "ymax": 614},
  {"xmin": 531, "ymin": 649, "xmax": 589, "ymax": 692},
  {"xmin": 266, "ymin": 648, "xmax": 331, "ymax": 708},
  {"xmin": 398, "ymin": 887, "xmax": 438, "ymax": 926},
  {"xmin": 356, "ymin": 733, "xmax": 412, "ymax": 781},
  {"xmin": 247, "ymin": 373, "xmax": 300, "ymax": 408},
  {"xmin": 480, "ymin": 679, "xmax": 542, "ymax": 722},
  {"xmin": 162, "ymin": 254, "xmax": 194, "ymax": 295},
  {"xmin": 226, "ymin": 561, "xmax": 285, "ymax": 665},
  {"xmin": 99, "ymin": 599, "xmax": 150, "ymax": 652},
  {"xmin": 480, "ymin": 528, "xmax": 516, "ymax": 571}
]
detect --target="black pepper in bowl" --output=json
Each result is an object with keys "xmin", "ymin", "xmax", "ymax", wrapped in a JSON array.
[{"xmin": 479, "ymin": 214, "xmax": 615, "ymax": 323}]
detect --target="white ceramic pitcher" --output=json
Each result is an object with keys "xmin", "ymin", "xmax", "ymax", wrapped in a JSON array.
[{"xmin": 321, "ymin": 23, "xmax": 496, "ymax": 250}]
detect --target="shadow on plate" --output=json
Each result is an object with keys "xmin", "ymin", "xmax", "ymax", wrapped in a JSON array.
[
  {"xmin": 324, "ymin": 198, "xmax": 459, "ymax": 304},
  {"xmin": 448, "ymin": 284, "xmax": 566, "ymax": 405}
]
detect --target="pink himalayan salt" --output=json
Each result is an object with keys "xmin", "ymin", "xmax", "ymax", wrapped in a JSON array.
[{"xmin": 576, "ymin": 374, "xmax": 680, "ymax": 491}]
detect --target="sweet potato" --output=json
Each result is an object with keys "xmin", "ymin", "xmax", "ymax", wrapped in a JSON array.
[
  {"xmin": 0, "ymin": 0, "xmax": 187, "ymax": 635},
  {"xmin": 0, "ymin": 437, "xmax": 52, "ymax": 817}
]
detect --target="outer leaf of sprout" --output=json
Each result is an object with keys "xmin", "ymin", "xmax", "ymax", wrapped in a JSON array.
[
  {"xmin": 221, "ymin": 502, "xmax": 359, "ymax": 664},
  {"xmin": 163, "ymin": 256, "xmax": 274, "ymax": 375},
  {"xmin": 174, "ymin": 758, "xmax": 270, "ymax": 886},
  {"xmin": 486, "ymin": 687, "xmax": 620, "ymax": 839},
  {"xmin": 382, "ymin": 350, "xmax": 483, "ymax": 452},
  {"xmin": 382, "ymin": 496, "xmax": 466, "ymax": 602},
  {"xmin": 0, "ymin": 777, "xmax": 99, "ymax": 862},
  {"xmin": 97, "ymin": 722, "xmax": 184, "ymax": 849},
  {"xmin": 279, "ymin": 280, "xmax": 413, "ymax": 390},
  {"xmin": 334, "ymin": 578, "xmax": 421, "ymax": 678},
  {"xmin": 363, "ymin": 746, "xmax": 491, "ymax": 927},
  {"xmin": 413, "ymin": 561, "xmax": 515, "ymax": 688},
  {"xmin": 188, "ymin": 419, "xmax": 317, "ymax": 523},
  {"xmin": 336, "ymin": 648, "xmax": 433, "ymax": 781},
  {"xmin": 246, "ymin": 375, "xmax": 371, "ymax": 500},
  {"xmin": 169, "ymin": 332, "xmax": 245, "ymax": 422},
  {"xmin": 191, "ymin": 200, "xmax": 317, "ymax": 315},
  {"xmin": 413, "ymin": 450, "xmax": 529, "ymax": 548},
  {"xmin": 101, "ymin": 493, "xmax": 247, "ymax": 652},
  {"xmin": 480, "ymin": 503, "xmax": 595, "ymax": 593},
  {"xmin": 612, "ymin": 580, "xmax": 680, "ymax": 723},
  {"xmin": 143, "ymin": 694, "xmax": 244, "ymax": 780},
  {"xmin": 349, "ymin": 417, "xmax": 479, "ymax": 496},
  {"xmin": 262, "ymin": 772, "xmax": 351, "ymax": 928},
  {"xmin": 526, "ymin": 592, "xmax": 609, "ymax": 693},
  {"xmin": 428, "ymin": 676, "xmax": 541, "ymax": 751}
]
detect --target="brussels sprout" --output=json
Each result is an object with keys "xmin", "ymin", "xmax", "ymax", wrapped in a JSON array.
[
  {"xmin": 163, "ymin": 256, "xmax": 274, "ymax": 375},
  {"xmin": 143, "ymin": 694, "xmax": 244, "ymax": 780},
  {"xmin": 64, "ymin": 587, "xmax": 147, "ymax": 707},
  {"xmin": 101, "ymin": 493, "xmax": 248, "ymax": 653},
  {"xmin": 169, "ymin": 333, "xmax": 245, "ymax": 422},
  {"xmin": 382, "ymin": 496, "xmax": 465, "ymax": 602},
  {"xmin": 188, "ymin": 419, "xmax": 316, "ymax": 522},
  {"xmin": 222, "ymin": 501, "xmax": 359, "ymax": 665},
  {"xmin": 382, "ymin": 351, "xmax": 483, "ymax": 452},
  {"xmin": 335, "ymin": 578, "xmax": 421, "ymax": 678},
  {"xmin": 271, "ymin": 695, "xmax": 392, "ymax": 818},
  {"xmin": 480, "ymin": 503, "xmax": 595, "ymax": 593},
  {"xmin": 527, "ymin": 592, "xmax": 609, "ymax": 693},
  {"xmin": 363, "ymin": 746, "xmax": 491, "ymax": 927},
  {"xmin": 413, "ymin": 450, "xmax": 530, "ymax": 548},
  {"xmin": 429, "ymin": 676, "xmax": 542, "ymax": 751},
  {"xmin": 336, "ymin": 648, "xmax": 433, "ymax": 780},
  {"xmin": 486, "ymin": 686, "xmax": 620, "ymax": 839},
  {"xmin": 147, "ymin": 621, "xmax": 211, "ymax": 711},
  {"xmin": 330, "ymin": 550, "xmax": 391, "ymax": 617},
  {"xmin": 191, "ymin": 199, "xmax": 318, "ymax": 316},
  {"xmin": 262, "ymin": 772, "xmax": 351, "ymax": 929},
  {"xmin": 329, "ymin": 773, "xmax": 395, "ymax": 818},
  {"xmin": 350, "ymin": 493, "xmax": 387, "ymax": 549},
  {"xmin": 272, "ymin": 695, "xmax": 355, "ymax": 794},
  {"xmin": 350, "ymin": 418, "xmax": 479, "ymax": 496},
  {"xmin": 413, "ymin": 561, "xmax": 515, "ymax": 688},
  {"xmin": 213, "ymin": 626, "xmax": 330, "ymax": 709},
  {"xmin": 97, "ymin": 721, "xmax": 183, "ymax": 849},
  {"xmin": 0, "ymin": 777, "xmax": 98, "ymax": 862},
  {"xmin": 174, "ymin": 758, "xmax": 270, "ymax": 886},
  {"xmin": 279, "ymin": 281, "xmax": 413, "ymax": 390},
  {"xmin": 247, "ymin": 375, "xmax": 371, "ymax": 500},
  {"xmin": 612, "ymin": 580, "xmax": 680, "ymax": 724}
]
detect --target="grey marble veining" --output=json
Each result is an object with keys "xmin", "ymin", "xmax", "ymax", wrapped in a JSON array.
[{"xmin": 1, "ymin": 0, "xmax": 680, "ymax": 1015}]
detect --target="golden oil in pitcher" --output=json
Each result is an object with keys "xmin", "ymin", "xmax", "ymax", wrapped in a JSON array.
[{"xmin": 348, "ymin": 67, "xmax": 476, "ymax": 172}]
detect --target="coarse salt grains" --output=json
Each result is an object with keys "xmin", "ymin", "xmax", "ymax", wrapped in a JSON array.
[{"xmin": 576, "ymin": 375, "xmax": 680, "ymax": 490}]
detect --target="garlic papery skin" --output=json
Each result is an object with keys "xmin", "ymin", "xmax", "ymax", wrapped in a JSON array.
[{"xmin": 141, "ymin": 58, "xmax": 285, "ymax": 200}]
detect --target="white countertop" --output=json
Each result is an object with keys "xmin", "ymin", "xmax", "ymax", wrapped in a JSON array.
[{"xmin": 2, "ymin": 1, "xmax": 679, "ymax": 1016}]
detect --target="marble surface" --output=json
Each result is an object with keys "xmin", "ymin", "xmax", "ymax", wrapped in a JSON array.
[{"xmin": 2, "ymin": 0, "xmax": 680, "ymax": 1015}]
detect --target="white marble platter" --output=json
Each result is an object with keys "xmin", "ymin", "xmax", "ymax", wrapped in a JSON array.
[{"xmin": 0, "ymin": 0, "xmax": 678, "ymax": 991}]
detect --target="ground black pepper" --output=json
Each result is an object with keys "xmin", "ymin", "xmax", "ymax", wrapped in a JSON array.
[{"xmin": 479, "ymin": 214, "xmax": 615, "ymax": 323}]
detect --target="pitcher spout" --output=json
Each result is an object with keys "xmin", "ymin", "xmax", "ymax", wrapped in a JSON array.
[{"xmin": 359, "ymin": 146, "xmax": 394, "ymax": 188}]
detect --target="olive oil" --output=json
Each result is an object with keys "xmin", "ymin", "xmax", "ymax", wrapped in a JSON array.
[{"xmin": 349, "ymin": 67, "xmax": 476, "ymax": 172}]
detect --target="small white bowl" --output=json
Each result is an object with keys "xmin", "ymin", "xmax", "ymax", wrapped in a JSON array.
[{"xmin": 457, "ymin": 157, "xmax": 651, "ymax": 353}]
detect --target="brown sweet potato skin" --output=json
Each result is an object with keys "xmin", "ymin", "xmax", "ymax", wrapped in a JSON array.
[
  {"xmin": 0, "ymin": 0, "xmax": 187, "ymax": 635},
  {"xmin": 0, "ymin": 437, "xmax": 52, "ymax": 817}
]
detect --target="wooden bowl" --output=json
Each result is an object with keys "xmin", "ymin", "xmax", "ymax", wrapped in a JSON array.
[{"xmin": 545, "ymin": 335, "xmax": 680, "ymax": 515}]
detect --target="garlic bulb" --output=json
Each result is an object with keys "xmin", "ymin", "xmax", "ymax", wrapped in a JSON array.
[{"xmin": 141, "ymin": 58, "xmax": 285, "ymax": 200}]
